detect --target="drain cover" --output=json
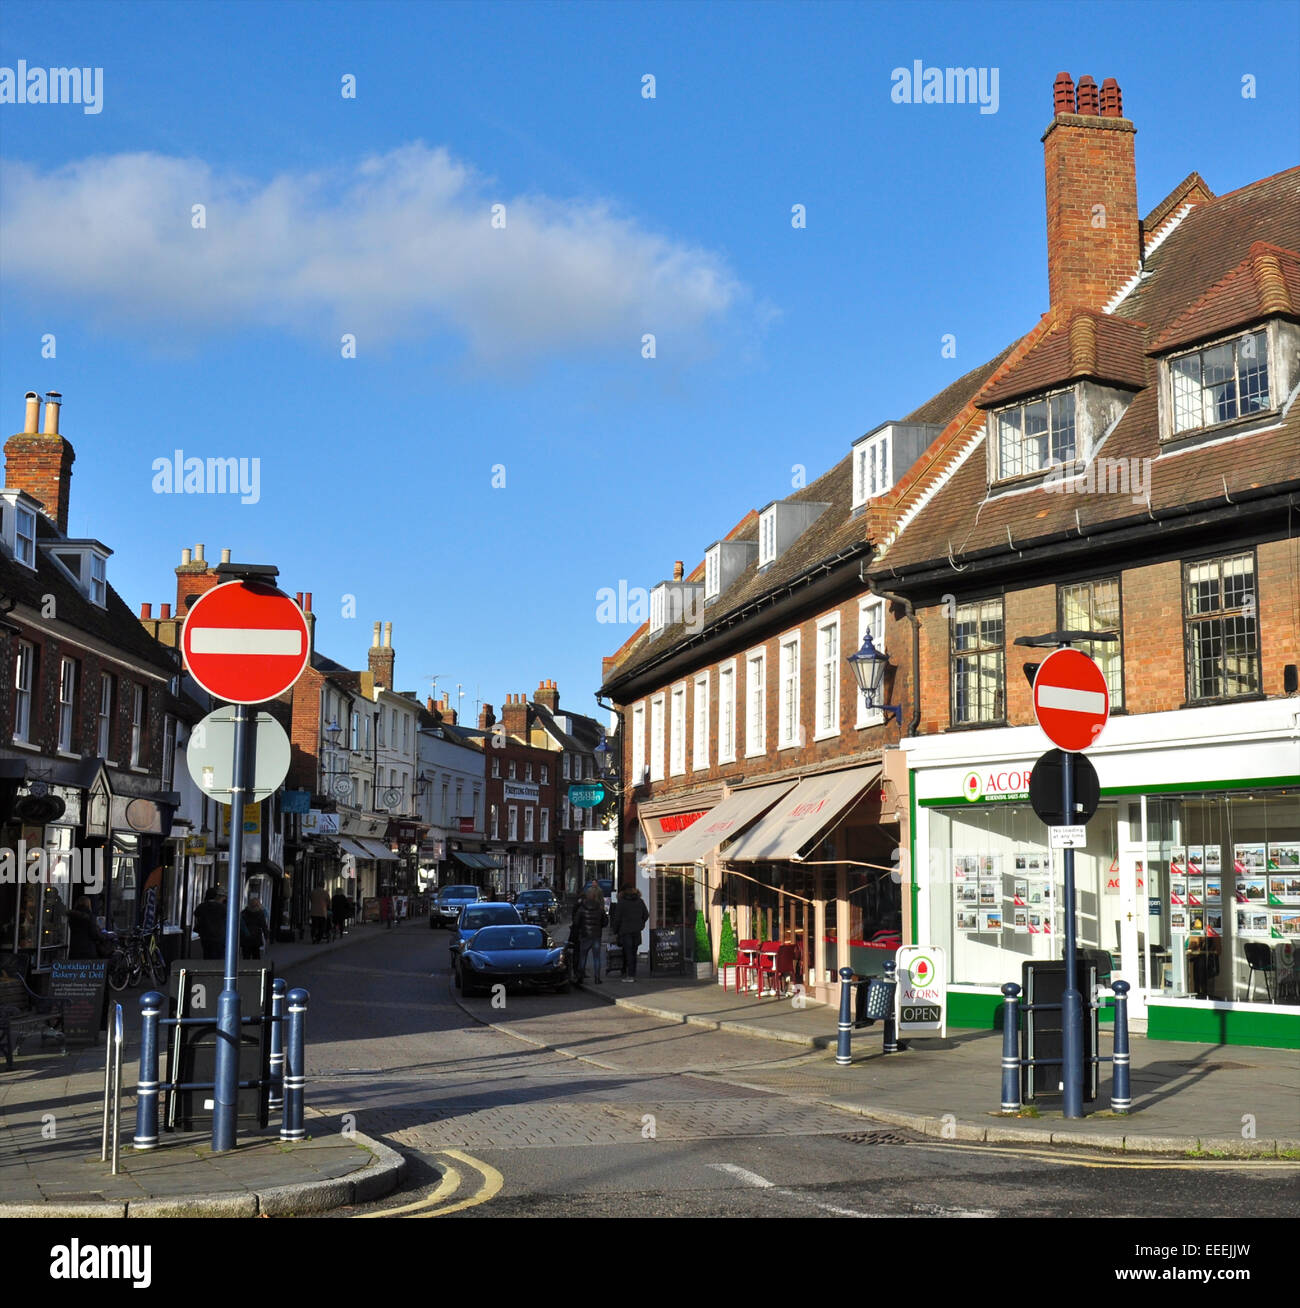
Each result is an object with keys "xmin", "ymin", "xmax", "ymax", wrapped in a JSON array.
[{"xmin": 840, "ymin": 1129, "xmax": 918, "ymax": 1146}]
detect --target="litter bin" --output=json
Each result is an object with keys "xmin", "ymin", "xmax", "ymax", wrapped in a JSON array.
[
  {"xmin": 159, "ymin": 924, "xmax": 184, "ymax": 965},
  {"xmin": 853, "ymin": 974, "xmax": 897, "ymax": 1026}
]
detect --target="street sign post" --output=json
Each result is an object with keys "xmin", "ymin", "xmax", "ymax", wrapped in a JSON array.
[
  {"xmin": 1030, "ymin": 645, "xmax": 1111, "ymax": 1121},
  {"xmin": 181, "ymin": 578, "xmax": 308, "ymax": 1154}
]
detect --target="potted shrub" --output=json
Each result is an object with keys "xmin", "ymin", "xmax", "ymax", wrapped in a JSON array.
[
  {"xmin": 717, "ymin": 912, "xmax": 738, "ymax": 987},
  {"xmin": 693, "ymin": 910, "xmax": 712, "ymax": 980}
]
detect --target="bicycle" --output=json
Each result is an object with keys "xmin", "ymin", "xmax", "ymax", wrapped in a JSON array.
[{"xmin": 107, "ymin": 927, "xmax": 170, "ymax": 992}]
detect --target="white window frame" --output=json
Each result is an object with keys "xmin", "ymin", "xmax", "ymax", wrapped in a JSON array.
[
  {"xmin": 541, "ymin": 764, "xmax": 549, "ymax": 785},
  {"xmin": 98, "ymin": 672, "xmax": 113, "ymax": 758},
  {"xmin": 692, "ymin": 673, "xmax": 709, "ymax": 772},
  {"xmin": 540, "ymin": 807, "xmax": 549, "ymax": 842},
  {"xmin": 992, "ymin": 388, "xmax": 1078, "ymax": 481},
  {"xmin": 1167, "ymin": 327, "xmax": 1272, "ymax": 437},
  {"xmin": 718, "ymin": 660, "xmax": 737, "ymax": 764},
  {"xmin": 631, "ymin": 702, "xmax": 646, "ymax": 782},
  {"xmin": 508, "ymin": 805, "xmax": 519, "ymax": 841},
  {"xmin": 649, "ymin": 693, "xmax": 666, "ymax": 782},
  {"xmin": 852, "ymin": 435, "xmax": 891, "ymax": 507},
  {"xmin": 490, "ymin": 804, "xmax": 499, "ymax": 840},
  {"xmin": 758, "ymin": 508, "xmax": 776, "ymax": 567},
  {"xmin": 744, "ymin": 647, "xmax": 766, "ymax": 758},
  {"xmin": 130, "ymin": 683, "xmax": 145, "ymax": 767},
  {"xmin": 856, "ymin": 597, "xmax": 887, "ymax": 728},
  {"xmin": 89, "ymin": 553, "xmax": 107, "ymax": 607},
  {"xmin": 562, "ymin": 753, "xmax": 570, "ymax": 779},
  {"xmin": 524, "ymin": 807, "xmax": 534, "ymax": 842},
  {"xmin": 650, "ymin": 585, "xmax": 666, "ymax": 634},
  {"xmin": 491, "ymin": 756, "xmax": 501, "ymax": 778},
  {"xmin": 777, "ymin": 630, "xmax": 802, "ymax": 750},
  {"xmin": 669, "ymin": 682, "xmax": 687, "ymax": 776},
  {"xmin": 814, "ymin": 613, "xmax": 841, "ymax": 741},
  {"xmin": 14, "ymin": 505, "xmax": 37, "ymax": 569},
  {"xmin": 13, "ymin": 640, "xmax": 36, "ymax": 743},
  {"xmin": 704, "ymin": 546, "xmax": 720, "ymax": 600},
  {"xmin": 508, "ymin": 760, "xmax": 517, "ymax": 780},
  {"xmin": 58, "ymin": 657, "xmax": 77, "ymax": 753}
]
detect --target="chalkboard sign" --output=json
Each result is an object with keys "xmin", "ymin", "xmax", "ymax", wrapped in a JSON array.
[
  {"xmin": 650, "ymin": 927, "xmax": 685, "ymax": 975},
  {"xmin": 49, "ymin": 959, "xmax": 109, "ymax": 1044}
]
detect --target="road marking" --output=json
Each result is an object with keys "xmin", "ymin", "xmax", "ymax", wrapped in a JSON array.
[
  {"xmin": 708, "ymin": 1162, "xmax": 964, "ymax": 1218},
  {"xmin": 417, "ymin": 1149, "xmax": 503, "ymax": 1217},
  {"xmin": 906, "ymin": 1139, "xmax": 1300, "ymax": 1171},
  {"xmin": 711, "ymin": 1163, "xmax": 774, "ymax": 1188},
  {"xmin": 359, "ymin": 1161, "xmax": 460, "ymax": 1218}
]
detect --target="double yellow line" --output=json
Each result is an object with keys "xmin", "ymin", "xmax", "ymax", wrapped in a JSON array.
[
  {"xmin": 910, "ymin": 1138, "xmax": 1300, "ymax": 1171},
  {"xmin": 361, "ymin": 1149, "xmax": 504, "ymax": 1218}
]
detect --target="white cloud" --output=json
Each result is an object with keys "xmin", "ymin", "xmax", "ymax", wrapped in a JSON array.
[{"xmin": 0, "ymin": 144, "xmax": 743, "ymax": 361}]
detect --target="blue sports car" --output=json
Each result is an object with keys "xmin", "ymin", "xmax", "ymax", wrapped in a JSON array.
[{"xmin": 455, "ymin": 924, "xmax": 570, "ymax": 996}]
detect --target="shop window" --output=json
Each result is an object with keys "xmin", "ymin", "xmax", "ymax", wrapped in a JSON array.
[
  {"xmin": 1058, "ymin": 579, "xmax": 1123, "ymax": 709},
  {"xmin": 1184, "ymin": 553, "xmax": 1260, "ymax": 701},
  {"xmin": 951, "ymin": 599, "xmax": 1005, "ymax": 725}
]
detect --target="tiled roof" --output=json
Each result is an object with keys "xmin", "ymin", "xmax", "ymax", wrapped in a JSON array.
[
  {"xmin": 1141, "ymin": 171, "xmax": 1215, "ymax": 241},
  {"xmin": 978, "ymin": 311, "xmax": 1147, "ymax": 407},
  {"xmin": 1149, "ymin": 241, "xmax": 1300, "ymax": 352},
  {"xmin": 873, "ymin": 168, "xmax": 1300, "ymax": 575},
  {"xmin": 0, "ymin": 516, "xmax": 176, "ymax": 675}
]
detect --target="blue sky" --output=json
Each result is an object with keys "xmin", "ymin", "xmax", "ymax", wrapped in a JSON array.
[{"xmin": 2, "ymin": 0, "xmax": 1297, "ymax": 725}]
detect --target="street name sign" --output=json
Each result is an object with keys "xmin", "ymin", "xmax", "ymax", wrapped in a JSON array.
[
  {"xmin": 1031, "ymin": 648, "xmax": 1109, "ymax": 752},
  {"xmin": 187, "ymin": 708, "xmax": 291, "ymax": 803},
  {"xmin": 181, "ymin": 582, "xmax": 310, "ymax": 705}
]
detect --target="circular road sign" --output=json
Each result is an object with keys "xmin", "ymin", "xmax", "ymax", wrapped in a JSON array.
[
  {"xmin": 186, "ymin": 708, "xmax": 292, "ymax": 803},
  {"xmin": 1029, "ymin": 748, "xmax": 1101, "ymax": 826},
  {"xmin": 181, "ymin": 581, "xmax": 310, "ymax": 705},
  {"xmin": 1032, "ymin": 648, "xmax": 1109, "ymax": 752}
]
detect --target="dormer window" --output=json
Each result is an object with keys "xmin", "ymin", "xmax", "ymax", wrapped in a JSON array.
[
  {"xmin": 852, "ymin": 436, "xmax": 890, "ymax": 506},
  {"xmin": 994, "ymin": 390, "xmax": 1076, "ymax": 480},
  {"xmin": 1170, "ymin": 329, "xmax": 1269, "ymax": 435},
  {"xmin": 705, "ymin": 546, "xmax": 720, "ymax": 601},
  {"xmin": 759, "ymin": 509, "xmax": 776, "ymax": 567},
  {"xmin": 14, "ymin": 503, "xmax": 36, "ymax": 568}
]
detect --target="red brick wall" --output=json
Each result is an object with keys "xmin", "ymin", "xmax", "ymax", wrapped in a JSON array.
[{"xmin": 4, "ymin": 434, "xmax": 75, "ymax": 534}]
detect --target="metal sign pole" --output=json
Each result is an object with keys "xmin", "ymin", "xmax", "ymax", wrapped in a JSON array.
[
  {"xmin": 213, "ymin": 705, "xmax": 251, "ymax": 1152},
  {"xmin": 1061, "ymin": 747, "xmax": 1083, "ymax": 1118}
]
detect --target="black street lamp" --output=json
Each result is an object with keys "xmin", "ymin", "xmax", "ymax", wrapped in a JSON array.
[{"xmin": 847, "ymin": 632, "xmax": 903, "ymax": 727}]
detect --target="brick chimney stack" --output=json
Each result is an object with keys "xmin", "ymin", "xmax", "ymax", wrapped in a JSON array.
[
  {"xmin": 672, "ymin": 560, "xmax": 684, "ymax": 581},
  {"xmin": 478, "ymin": 703, "xmax": 496, "ymax": 730},
  {"xmin": 1043, "ymin": 72, "xmax": 1139, "ymax": 310},
  {"xmin": 502, "ymin": 692, "xmax": 529, "ymax": 740},
  {"xmin": 534, "ymin": 679, "xmax": 560, "ymax": 713},
  {"xmin": 368, "ymin": 621, "xmax": 395, "ymax": 689},
  {"xmin": 174, "ymin": 543, "xmax": 226, "ymax": 617},
  {"xmin": 6, "ymin": 391, "xmax": 76, "ymax": 533}
]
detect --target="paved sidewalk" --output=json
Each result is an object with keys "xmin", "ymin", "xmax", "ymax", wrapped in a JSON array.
[
  {"xmin": 0, "ymin": 923, "xmax": 404, "ymax": 1217},
  {"xmin": 479, "ymin": 970, "xmax": 1300, "ymax": 1156}
]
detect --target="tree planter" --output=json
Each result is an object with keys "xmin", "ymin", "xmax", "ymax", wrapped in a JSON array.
[
  {"xmin": 718, "ymin": 965, "xmax": 736, "ymax": 989},
  {"xmin": 695, "ymin": 961, "xmax": 713, "ymax": 981}
]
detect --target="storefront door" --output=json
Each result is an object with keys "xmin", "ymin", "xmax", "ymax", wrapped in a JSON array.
[{"xmin": 1116, "ymin": 807, "xmax": 1149, "ymax": 1026}]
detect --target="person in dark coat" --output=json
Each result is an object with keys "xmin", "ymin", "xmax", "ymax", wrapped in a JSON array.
[
  {"xmin": 610, "ymin": 886, "xmax": 649, "ymax": 982},
  {"xmin": 331, "ymin": 889, "xmax": 350, "ymax": 936},
  {"xmin": 575, "ymin": 882, "xmax": 608, "ymax": 984},
  {"xmin": 240, "ymin": 897, "xmax": 269, "ymax": 960},
  {"xmin": 194, "ymin": 887, "xmax": 227, "ymax": 960},
  {"xmin": 68, "ymin": 897, "xmax": 110, "ymax": 959}
]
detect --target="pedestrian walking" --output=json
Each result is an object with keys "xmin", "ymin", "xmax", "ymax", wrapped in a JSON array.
[
  {"xmin": 331, "ymin": 889, "xmax": 350, "ymax": 936},
  {"xmin": 194, "ymin": 887, "xmax": 227, "ymax": 960},
  {"xmin": 610, "ymin": 886, "xmax": 649, "ymax": 983},
  {"xmin": 68, "ymin": 896, "xmax": 111, "ymax": 959},
  {"xmin": 575, "ymin": 881, "xmax": 608, "ymax": 984},
  {"xmin": 311, "ymin": 884, "xmax": 330, "ymax": 944},
  {"xmin": 240, "ymin": 896, "xmax": 270, "ymax": 960}
]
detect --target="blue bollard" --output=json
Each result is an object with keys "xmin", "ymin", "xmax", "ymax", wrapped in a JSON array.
[
  {"xmin": 835, "ymin": 967, "xmax": 855, "ymax": 1066},
  {"xmin": 1111, "ymin": 980, "xmax": 1131, "ymax": 1113},
  {"xmin": 881, "ymin": 960, "xmax": 899, "ymax": 1054},
  {"xmin": 134, "ymin": 990, "xmax": 164, "ymax": 1149},
  {"xmin": 268, "ymin": 978, "xmax": 287, "ymax": 1112},
  {"xmin": 280, "ymin": 987, "xmax": 309, "ymax": 1141},
  {"xmin": 1000, "ymin": 983, "xmax": 1021, "ymax": 1113}
]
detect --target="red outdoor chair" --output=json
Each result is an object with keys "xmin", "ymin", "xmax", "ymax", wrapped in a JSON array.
[
  {"xmin": 775, "ymin": 943, "xmax": 802, "ymax": 996},
  {"xmin": 735, "ymin": 939, "xmax": 761, "ymax": 993},
  {"xmin": 756, "ymin": 942, "xmax": 781, "ymax": 997}
]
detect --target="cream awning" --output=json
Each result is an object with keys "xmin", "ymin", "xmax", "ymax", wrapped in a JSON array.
[
  {"xmin": 646, "ymin": 781, "xmax": 796, "ymax": 867},
  {"xmin": 721, "ymin": 764, "xmax": 882, "ymax": 862}
]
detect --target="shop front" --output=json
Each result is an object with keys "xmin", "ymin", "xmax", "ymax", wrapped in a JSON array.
[{"xmin": 907, "ymin": 698, "xmax": 1300, "ymax": 1049}]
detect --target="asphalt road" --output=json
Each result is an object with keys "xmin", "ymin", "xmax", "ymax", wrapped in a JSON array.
[{"xmin": 285, "ymin": 923, "xmax": 1299, "ymax": 1224}]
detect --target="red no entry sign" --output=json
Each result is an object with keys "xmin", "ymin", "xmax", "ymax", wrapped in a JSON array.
[
  {"xmin": 1032, "ymin": 647, "xmax": 1109, "ymax": 752},
  {"xmin": 181, "ymin": 582, "xmax": 310, "ymax": 705}
]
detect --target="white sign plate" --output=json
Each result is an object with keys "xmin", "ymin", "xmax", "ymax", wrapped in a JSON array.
[
  {"xmin": 895, "ymin": 945, "xmax": 946, "ymax": 1037},
  {"xmin": 186, "ymin": 708, "xmax": 291, "ymax": 803},
  {"xmin": 1050, "ymin": 825, "xmax": 1087, "ymax": 849}
]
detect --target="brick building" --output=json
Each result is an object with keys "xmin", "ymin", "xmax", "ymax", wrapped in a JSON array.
[
  {"xmin": 2, "ymin": 392, "xmax": 180, "ymax": 972},
  {"xmin": 603, "ymin": 74, "xmax": 1300, "ymax": 1045}
]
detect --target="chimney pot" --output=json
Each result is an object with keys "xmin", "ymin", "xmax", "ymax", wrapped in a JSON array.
[
  {"xmin": 220, "ymin": 548, "xmax": 231, "ymax": 563},
  {"xmin": 295, "ymin": 592, "xmax": 303, "ymax": 607},
  {"xmin": 383, "ymin": 621, "xmax": 392, "ymax": 648},
  {"xmin": 372, "ymin": 621, "xmax": 381, "ymax": 647},
  {"xmin": 1100, "ymin": 77, "xmax": 1122, "ymax": 116},
  {"xmin": 42, "ymin": 392, "xmax": 62, "ymax": 435},
  {"xmin": 673, "ymin": 560, "xmax": 684, "ymax": 581},
  {"xmin": 1052, "ymin": 71, "xmax": 1075, "ymax": 115},
  {"xmin": 304, "ymin": 592, "xmax": 312, "ymax": 612},
  {"xmin": 23, "ymin": 392, "xmax": 40, "ymax": 434},
  {"xmin": 140, "ymin": 602, "xmax": 153, "ymax": 620},
  {"xmin": 160, "ymin": 603, "xmax": 172, "ymax": 620},
  {"xmin": 1076, "ymin": 75, "xmax": 1099, "ymax": 116},
  {"xmin": 194, "ymin": 544, "xmax": 205, "ymax": 563},
  {"xmin": 181, "ymin": 548, "xmax": 192, "ymax": 565}
]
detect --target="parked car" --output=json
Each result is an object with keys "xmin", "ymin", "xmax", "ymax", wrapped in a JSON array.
[
  {"xmin": 514, "ymin": 889, "xmax": 558, "ymax": 925},
  {"xmin": 449, "ymin": 902, "xmax": 521, "ymax": 969},
  {"xmin": 456, "ymin": 924, "xmax": 569, "ymax": 997},
  {"xmin": 430, "ymin": 884, "xmax": 484, "ymax": 929}
]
